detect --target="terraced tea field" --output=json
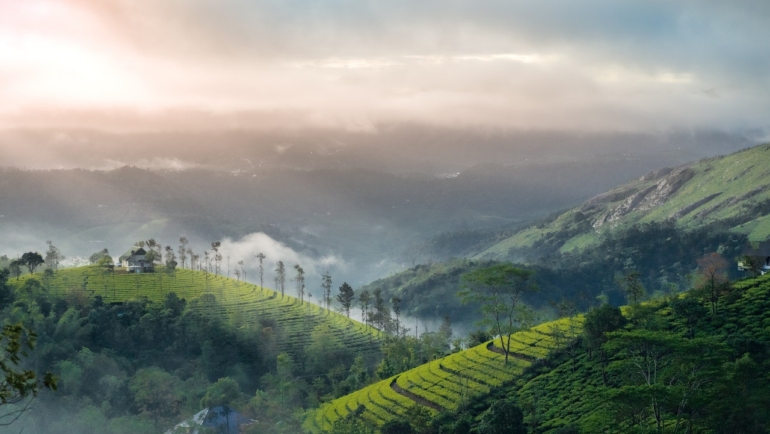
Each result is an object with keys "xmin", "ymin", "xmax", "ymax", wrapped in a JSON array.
[
  {"xmin": 304, "ymin": 316, "xmax": 583, "ymax": 432},
  {"xmin": 13, "ymin": 266, "xmax": 381, "ymax": 362}
]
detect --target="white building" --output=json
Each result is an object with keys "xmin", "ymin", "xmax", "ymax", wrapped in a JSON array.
[{"xmin": 119, "ymin": 247, "xmax": 152, "ymax": 273}]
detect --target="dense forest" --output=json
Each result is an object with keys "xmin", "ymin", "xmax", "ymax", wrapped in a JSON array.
[
  {"xmin": 363, "ymin": 220, "xmax": 748, "ymax": 324},
  {"xmin": 0, "ymin": 256, "xmax": 476, "ymax": 434}
]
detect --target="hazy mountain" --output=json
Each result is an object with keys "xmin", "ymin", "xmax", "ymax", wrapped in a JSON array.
[{"xmin": 475, "ymin": 142, "xmax": 770, "ymax": 262}]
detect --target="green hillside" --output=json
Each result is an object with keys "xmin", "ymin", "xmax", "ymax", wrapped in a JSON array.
[
  {"xmin": 304, "ymin": 316, "xmax": 583, "ymax": 432},
  {"xmin": 431, "ymin": 273, "xmax": 770, "ymax": 433},
  {"xmin": 12, "ymin": 266, "xmax": 381, "ymax": 364},
  {"xmin": 313, "ymin": 272, "xmax": 770, "ymax": 433},
  {"xmin": 478, "ymin": 143, "xmax": 770, "ymax": 260}
]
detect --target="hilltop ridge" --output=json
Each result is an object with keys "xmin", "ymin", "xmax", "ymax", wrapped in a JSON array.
[{"xmin": 477, "ymin": 143, "xmax": 770, "ymax": 260}]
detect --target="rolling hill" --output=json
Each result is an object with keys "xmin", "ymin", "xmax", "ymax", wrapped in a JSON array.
[
  {"xmin": 11, "ymin": 266, "xmax": 382, "ymax": 365},
  {"xmin": 304, "ymin": 316, "xmax": 584, "ymax": 432},
  {"xmin": 477, "ymin": 143, "xmax": 770, "ymax": 260},
  {"xmin": 309, "ymin": 271, "xmax": 770, "ymax": 433}
]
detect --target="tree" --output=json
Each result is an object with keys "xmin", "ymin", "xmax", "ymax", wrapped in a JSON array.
[
  {"xmin": 178, "ymin": 237, "xmax": 189, "ymax": 269},
  {"xmin": 144, "ymin": 249, "xmax": 160, "ymax": 268},
  {"xmin": 19, "ymin": 252, "xmax": 45, "ymax": 275},
  {"xmin": 371, "ymin": 288, "xmax": 389, "ymax": 333},
  {"xmin": 200, "ymin": 377, "xmax": 243, "ymax": 434},
  {"xmin": 0, "ymin": 322, "xmax": 57, "ymax": 427},
  {"xmin": 89, "ymin": 248, "xmax": 111, "ymax": 265},
  {"xmin": 476, "ymin": 399, "xmax": 527, "ymax": 434},
  {"xmin": 583, "ymin": 304, "xmax": 626, "ymax": 385},
  {"xmin": 8, "ymin": 260, "xmax": 21, "ymax": 281},
  {"xmin": 617, "ymin": 271, "xmax": 645, "ymax": 306},
  {"xmin": 293, "ymin": 264, "xmax": 305, "ymax": 302},
  {"xmin": 670, "ymin": 296, "xmax": 707, "ymax": 338},
  {"xmin": 45, "ymin": 240, "xmax": 63, "ymax": 271},
  {"xmin": 0, "ymin": 270, "xmax": 14, "ymax": 309},
  {"xmin": 459, "ymin": 264, "xmax": 538, "ymax": 365},
  {"xmin": 391, "ymin": 297, "xmax": 402, "ymax": 336},
  {"xmin": 695, "ymin": 252, "xmax": 730, "ymax": 315},
  {"xmin": 145, "ymin": 238, "xmax": 161, "ymax": 260},
  {"xmin": 275, "ymin": 261, "xmax": 286, "ymax": 296},
  {"xmin": 130, "ymin": 367, "xmax": 181, "ymax": 428},
  {"xmin": 256, "ymin": 252, "xmax": 266, "ymax": 290},
  {"xmin": 404, "ymin": 405, "xmax": 433, "ymax": 434},
  {"xmin": 359, "ymin": 290, "xmax": 372, "ymax": 326},
  {"xmin": 337, "ymin": 282, "xmax": 355, "ymax": 317},
  {"xmin": 330, "ymin": 412, "xmax": 376, "ymax": 434},
  {"xmin": 322, "ymin": 271, "xmax": 333, "ymax": 311},
  {"xmin": 381, "ymin": 420, "xmax": 413, "ymax": 434},
  {"xmin": 603, "ymin": 330, "xmax": 728, "ymax": 432},
  {"xmin": 188, "ymin": 248, "xmax": 195, "ymax": 269},
  {"xmin": 211, "ymin": 241, "xmax": 222, "ymax": 276}
]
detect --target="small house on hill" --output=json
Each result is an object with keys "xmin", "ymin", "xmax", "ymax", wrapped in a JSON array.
[
  {"xmin": 119, "ymin": 247, "xmax": 152, "ymax": 273},
  {"xmin": 738, "ymin": 241, "xmax": 770, "ymax": 275}
]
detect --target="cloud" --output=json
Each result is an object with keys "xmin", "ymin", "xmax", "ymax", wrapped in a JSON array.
[
  {"xmin": 99, "ymin": 158, "xmax": 201, "ymax": 171},
  {"xmin": 218, "ymin": 232, "xmax": 346, "ymax": 293},
  {"xmin": 0, "ymin": 0, "xmax": 768, "ymax": 133}
]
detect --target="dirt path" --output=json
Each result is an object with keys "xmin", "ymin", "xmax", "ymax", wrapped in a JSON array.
[
  {"xmin": 390, "ymin": 378, "xmax": 445, "ymax": 412},
  {"xmin": 486, "ymin": 342, "xmax": 538, "ymax": 363}
]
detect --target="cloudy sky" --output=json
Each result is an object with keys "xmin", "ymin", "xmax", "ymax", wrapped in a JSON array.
[{"xmin": 1, "ymin": 0, "xmax": 769, "ymax": 133}]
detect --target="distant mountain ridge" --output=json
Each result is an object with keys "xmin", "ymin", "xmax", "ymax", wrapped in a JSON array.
[{"xmin": 477, "ymin": 143, "xmax": 770, "ymax": 260}]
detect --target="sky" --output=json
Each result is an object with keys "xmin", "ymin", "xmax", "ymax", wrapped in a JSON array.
[{"xmin": 0, "ymin": 0, "xmax": 769, "ymax": 134}]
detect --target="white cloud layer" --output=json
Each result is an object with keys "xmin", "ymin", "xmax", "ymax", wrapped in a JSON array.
[
  {"xmin": 0, "ymin": 0, "xmax": 768, "ymax": 133},
  {"xmin": 218, "ymin": 232, "xmax": 346, "ymax": 294}
]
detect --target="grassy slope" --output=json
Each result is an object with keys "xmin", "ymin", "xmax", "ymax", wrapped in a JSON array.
[
  {"xmin": 305, "ymin": 316, "xmax": 584, "ymax": 433},
  {"xmin": 312, "ymin": 273, "xmax": 770, "ymax": 433},
  {"xmin": 509, "ymin": 273, "xmax": 770, "ymax": 432},
  {"xmin": 12, "ymin": 266, "xmax": 381, "ymax": 364},
  {"xmin": 477, "ymin": 143, "xmax": 770, "ymax": 259}
]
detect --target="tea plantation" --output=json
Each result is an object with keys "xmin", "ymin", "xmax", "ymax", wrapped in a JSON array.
[
  {"xmin": 13, "ymin": 266, "xmax": 381, "ymax": 364},
  {"xmin": 304, "ymin": 316, "xmax": 584, "ymax": 432}
]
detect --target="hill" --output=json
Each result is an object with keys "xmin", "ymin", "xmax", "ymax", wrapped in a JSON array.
[
  {"xmin": 11, "ymin": 266, "xmax": 381, "ymax": 367},
  {"xmin": 477, "ymin": 143, "xmax": 770, "ymax": 261},
  {"xmin": 429, "ymin": 273, "xmax": 770, "ymax": 433},
  {"xmin": 304, "ymin": 316, "xmax": 583, "ymax": 432},
  {"xmin": 314, "ymin": 273, "xmax": 770, "ymax": 433}
]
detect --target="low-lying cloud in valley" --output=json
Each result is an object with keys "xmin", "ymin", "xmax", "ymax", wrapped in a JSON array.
[{"xmin": 219, "ymin": 232, "xmax": 347, "ymax": 295}]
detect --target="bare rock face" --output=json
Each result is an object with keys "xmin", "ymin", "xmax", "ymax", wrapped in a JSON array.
[
  {"xmin": 591, "ymin": 166, "xmax": 695, "ymax": 228},
  {"xmin": 580, "ymin": 186, "xmax": 639, "ymax": 213},
  {"xmin": 638, "ymin": 167, "xmax": 674, "ymax": 182}
]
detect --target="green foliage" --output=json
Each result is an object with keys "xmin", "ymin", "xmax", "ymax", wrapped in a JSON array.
[
  {"xmin": 430, "ymin": 273, "xmax": 770, "ymax": 434},
  {"xmin": 200, "ymin": 377, "xmax": 243, "ymax": 409},
  {"xmin": 460, "ymin": 264, "xmax": 538, "ymax": 365},
  {"xmin": 130, "ymin": 367, "xmax": 182, "ymax": 427},
  {"xmin": 583, "ymin": 304, "xmax": 626, "ymax": 352},
  {"xmin": 337, "ymin": 282, "xmax": 355, "ymax": 317},
  {"xmin": 481, "ymin": 143, "xmax": 770, "ymax": 261},
  {"xmin": 380, "ymin": 420, "xmax": 413, "ymax": 434},
  {"xmin": 475, "ymin": 399, "xmax": 526, "ymax": 434},
  {"xmin": 0, "ymin": 321, "xmax": 56, "ymax": 426},
  {"xmin": 359, "ymin": 259, "xmax": 501, "ymax": 323},
  {"xmin": 20, "ymin": 252, "xmax": 45, "ymax": 275},
  {"xmin": 1, "ymin": 266, "xmax": 381, "ymax": 433},
  {"xmin": 329, "ymin": 411, "xmax": 377, "ymax": 434},
  {"xmin": 89, "ymin": 249, "xmax": 112, "ymax": 265},
  {"xmin": 307, "ymin": 314, "xmax": 583, "ymax": 432}
]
